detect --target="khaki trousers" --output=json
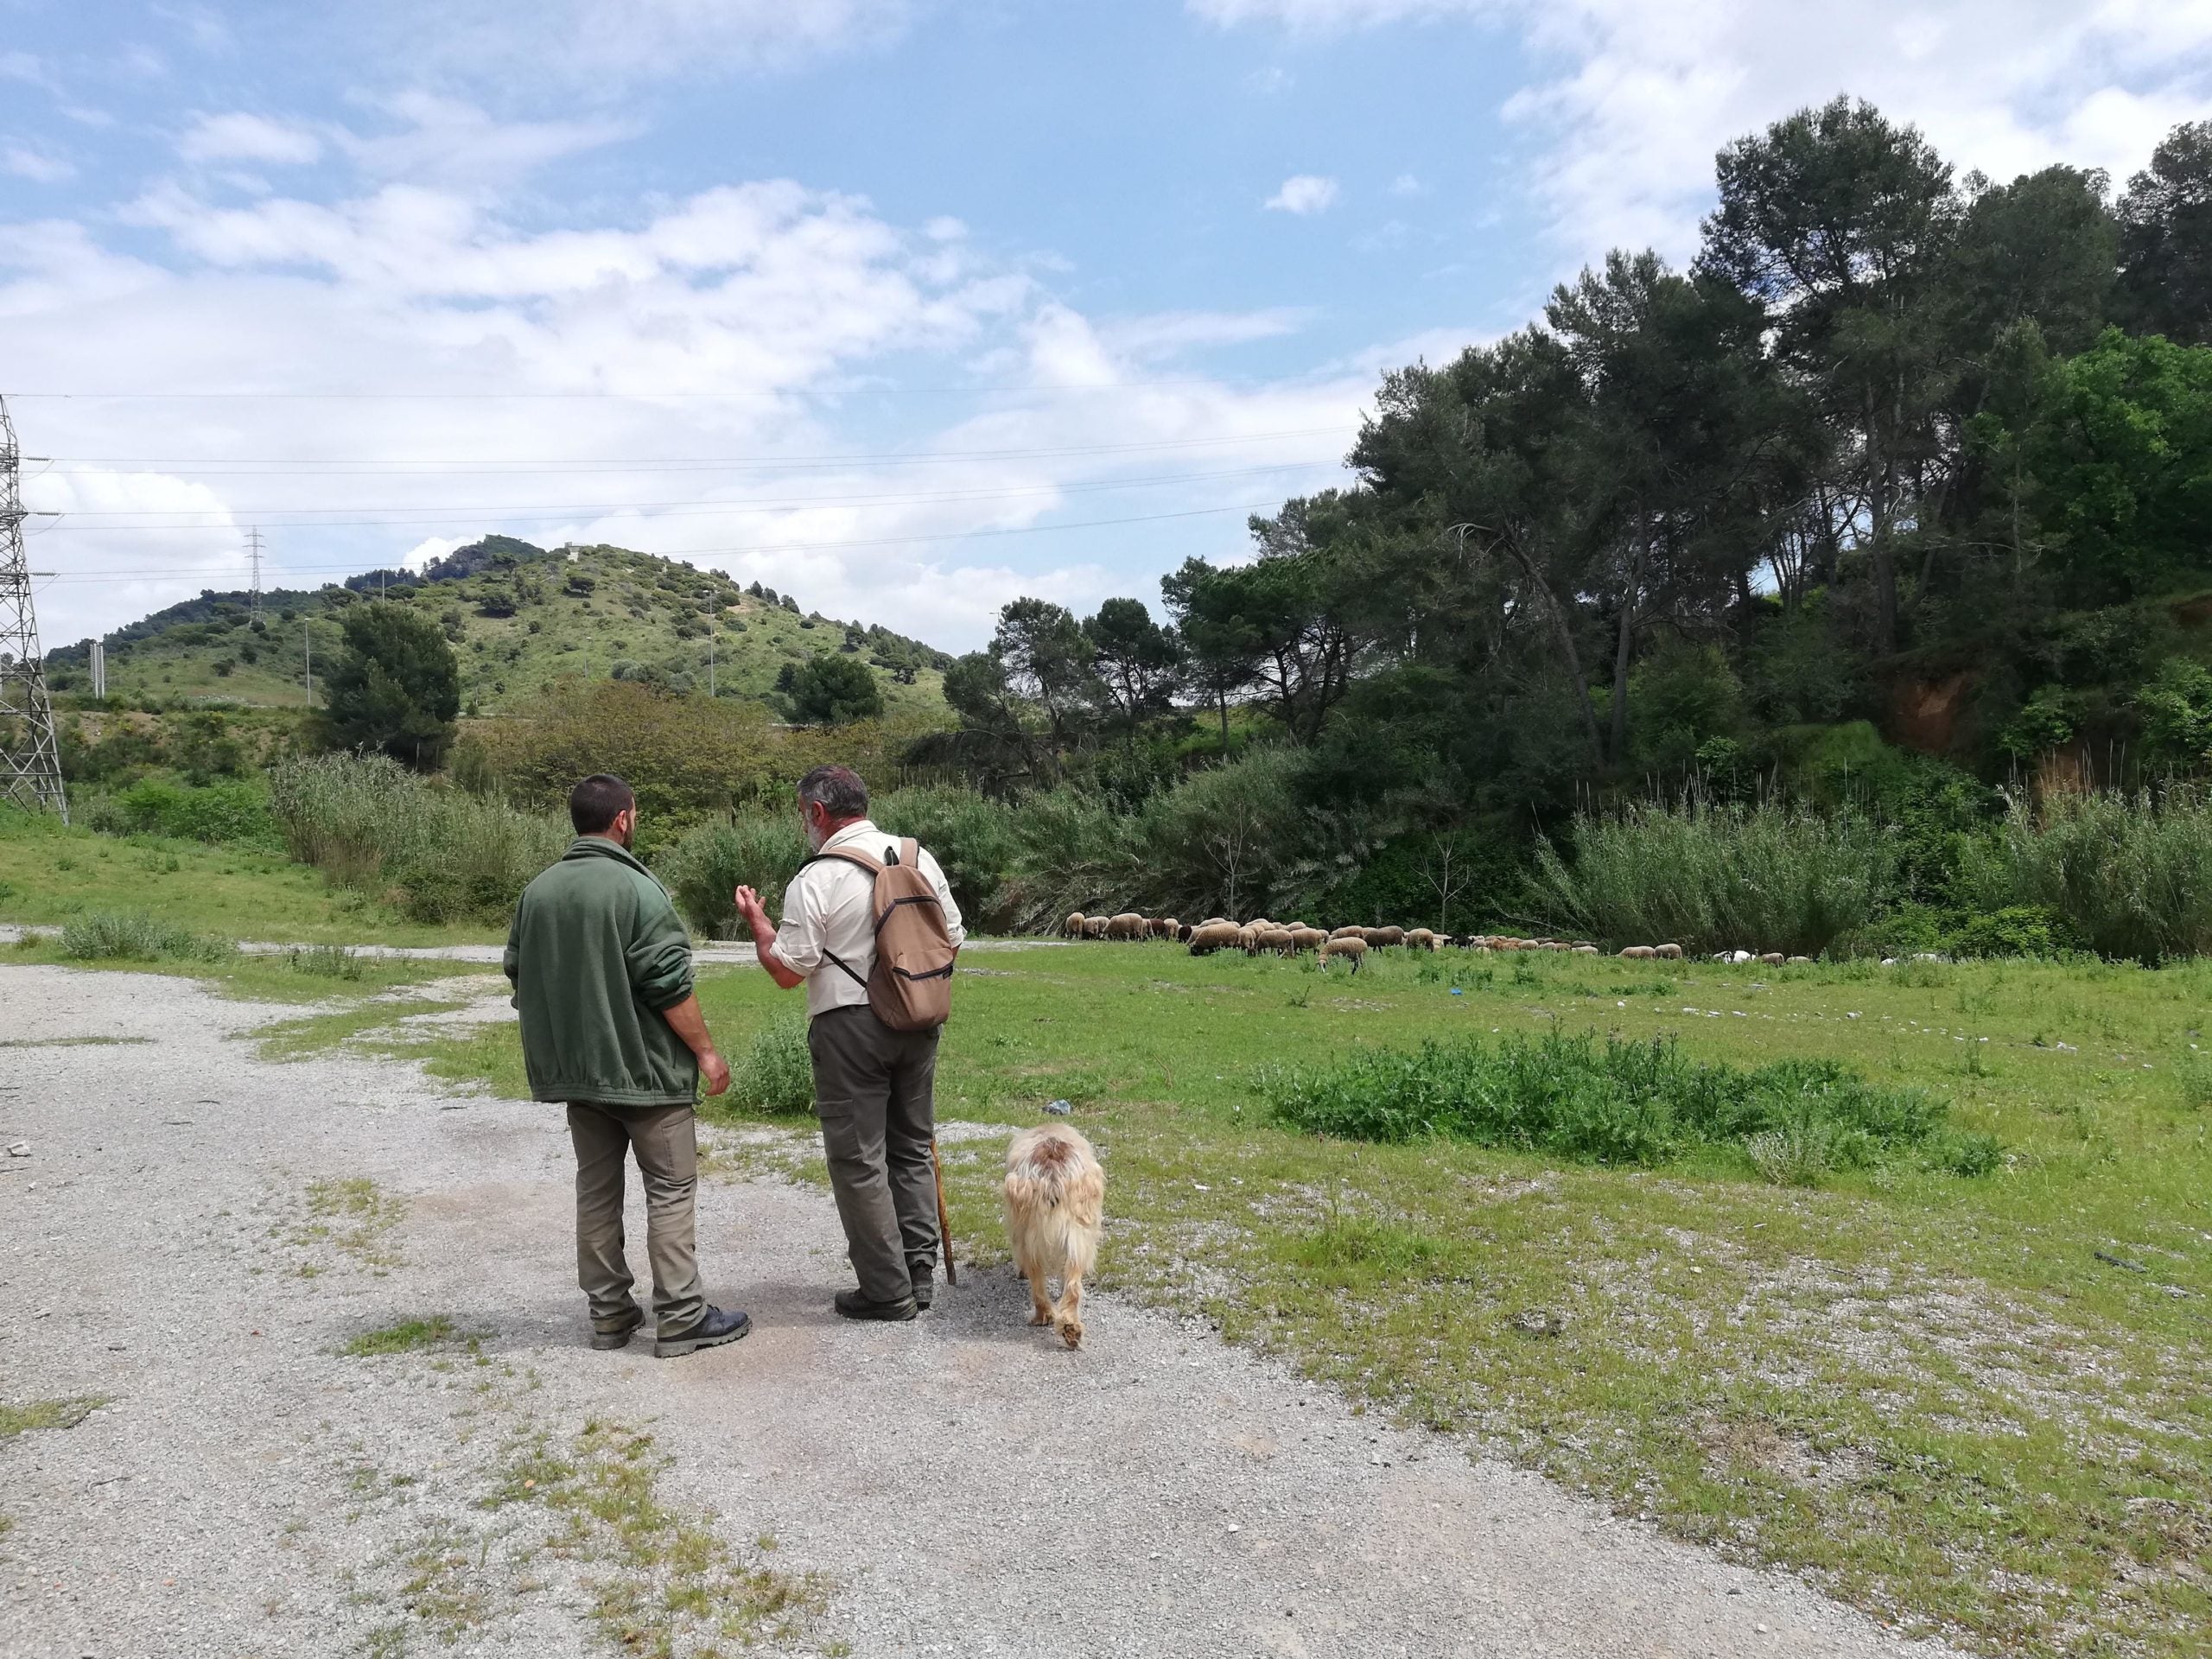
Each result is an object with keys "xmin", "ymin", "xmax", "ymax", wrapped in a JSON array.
[
  {"xmin": 565, "ymin": 1101, "xmax": 704, "ymax": 1337},
  {"xmin": 806, "ymin": 1004, "xmax": 940, "ymax": 1304}
]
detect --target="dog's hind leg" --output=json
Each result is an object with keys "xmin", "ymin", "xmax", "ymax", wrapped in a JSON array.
[
  {"xmin": 1054, "ymin": 1268, "xmax": 1085, "ymax": 1350},
  {"xmin": 1015, "ymin": 1241, "xmax": 1054, "ymax": 1326}
]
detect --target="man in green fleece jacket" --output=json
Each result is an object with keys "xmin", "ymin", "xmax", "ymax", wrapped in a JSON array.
[{"xmin": 504, "ymin": 773, "xmax": 750, "ymax": 1359}]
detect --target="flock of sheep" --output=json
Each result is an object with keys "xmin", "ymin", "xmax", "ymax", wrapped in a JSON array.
[{"xmin": 1059, "ymin": 912, "xmax": 1817, "ymax": 971}]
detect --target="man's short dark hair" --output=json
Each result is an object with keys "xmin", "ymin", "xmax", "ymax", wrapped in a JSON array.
[
  {"xmin": 569, "ymin": 773, "xmax": 635, "ymax": 835},
  {"xmin": 797, "ymin": 764, "xmax": 868, "ymax": 819}
]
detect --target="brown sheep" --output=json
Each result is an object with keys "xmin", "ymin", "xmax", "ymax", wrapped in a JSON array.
[
  {"xmin": 1758, "ymin": 951, "xmax": 1785, "ymax": 966},
  {"xmin": 1246, "ymin": 925, "xmax": 1294, "ymax": 957},
  {"xmin": 1177, "ymin": 923, "xmax": 1195, "ymax": 944},
  {"xmin": 1318, "ymin": 936, "xmax": 1368, "ymax": 972},
  {"xmin": 1198, "ymin": 917, "xmax": 1229, "ymax": 930},
  {"xmin": 1082, "ymin": 915, "xmax": 1109, "ymax": 939},
  {"xmin": 1404, "ymin": 927, "xmax": 1439, "ymax": 950},
  {"xmin": 1619, "ymin": 944, "xmax": 1657, "ymax": 960},
  {"xmin": 1150, "ymin": 917, "xmax": 1182, "ymax": 940},
  {"xmin": 1328, "ymin": 925, "xmax": 1366, "ymax": 941},
  {"xmin": 1064, "ymin": 912, "xmax": 1086, "ymax": 938},
  {"xmin": 1373, "ymin": 925, "xmax": 1406, "ymax": 948},
  {"xmin": 1103, "ymin": 912, "xmax": 1147, "ymax": 941},
  {"xmin": 1187, "ymin": 920, "xmax": 1243, "ymax": 956},
  {"xmin": 1653, "ymin": 943, "xmax": 1684, "ymax": 961},
  {"xmin": 1287, "ymin": 925, "xmax": 1327, "ymax": 954}
]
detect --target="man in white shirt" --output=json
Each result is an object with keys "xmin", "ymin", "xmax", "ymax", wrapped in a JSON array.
[{"xmin": 732, "ymin": 765, "xmax": 965, "ymax": 1321}]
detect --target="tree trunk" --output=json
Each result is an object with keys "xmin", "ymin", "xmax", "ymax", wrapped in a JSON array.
[
  {"xmin": 1607, "ymin": 531, "xmax": 1647, "ymax": 767},
  {"xmin": 1217, "ymin": 690, "xmax": 1230, "ymax": 751},
  {"xmin": 1513, "ymin": 545, "xmax": 1605, "ymax": 767}
]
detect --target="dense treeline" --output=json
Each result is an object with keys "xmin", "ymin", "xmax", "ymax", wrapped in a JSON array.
[{"xmin": 914, "ymin": 100, "xmax": 2212, "ymax": 939}]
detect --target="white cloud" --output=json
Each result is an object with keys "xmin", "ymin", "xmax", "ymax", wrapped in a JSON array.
[
  {"xmin": 1099, "ymin": 308, "xmax": 1312, "ymax": 358},
  {"xmin": 3, "ymin": 146, "xmax": 74, "ymax": 184},
  {"xmin": 1491, "ymin": 0, "xmax": 2212, "ymax": 258},
  {"xmin": 1265, "ymin": 174, "xmax": 1340, "ymax": 214},
  {"xmin": 1199, "ymin": 0, "xmax": 2212, "ymax": 260},
  {"xmin": 338, "ymin": 93, "xmax": 632, "ymax": 187},
  {"xmin": 179, "ymin": 112, "xmax": 323, "ymax": 166},
  {"xmin": 5, "ymin": 166, "xmax": 1365, "ymax": 652},
  {"xmin": 1389, "ymin": 172, "xmax": 1425, "ymax": 195},
  {"xmin": 404, "ymin": 0, "xmax": 914, "ymax": 88},
  {"xmin": 1192, "ymin": 0, "xmax": 1482, "ymax": 23}
]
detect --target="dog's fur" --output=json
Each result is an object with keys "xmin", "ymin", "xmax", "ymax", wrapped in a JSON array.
[{"xmin": 1002, "ymin": 1123, "xmax": 1104, "ymax": 1349}]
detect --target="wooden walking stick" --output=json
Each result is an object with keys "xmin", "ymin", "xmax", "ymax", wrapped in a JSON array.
[{"xmin": 931, "ymin": 1137, "xmax": 957, "ymax": 1286}]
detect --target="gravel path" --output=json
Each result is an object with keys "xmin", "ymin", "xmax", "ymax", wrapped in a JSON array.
[{"xmin": 0, "ymin": 965, "xmax": 1961, "ymax": 1659}]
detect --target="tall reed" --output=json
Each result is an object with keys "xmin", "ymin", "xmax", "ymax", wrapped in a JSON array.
[
  {"xmin": 268, "ymin": 753, "xmax": 568, "ymax": 924},
  {"xmin": 1955, "ymin": 785, "xmax": 2212, "ymax": 963},
  {"xmin": 1526, "ymin": 797, "xmax": 1899, "ymax": 957}
]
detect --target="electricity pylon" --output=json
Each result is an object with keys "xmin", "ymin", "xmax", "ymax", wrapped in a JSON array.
[
  {"xmin": 0, "ymin": 392, "xmax": 67, "ymax": 821},
  {"xmin": 246, "ymin": 525, "xmax": 264, "ymax": 615}
]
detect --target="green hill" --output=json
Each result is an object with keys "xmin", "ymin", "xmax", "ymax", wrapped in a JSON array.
[{"xmin": 46, "ymin": 539, "xmax": 956, "ymax": 721}]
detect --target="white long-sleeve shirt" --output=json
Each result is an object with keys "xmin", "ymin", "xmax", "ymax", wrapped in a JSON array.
[{"xmin": 773, "ymin": 818, "xmax": 966, "ymax": 1020}]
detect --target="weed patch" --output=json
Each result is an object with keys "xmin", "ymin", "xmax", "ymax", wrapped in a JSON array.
[
  {"xmin": 60, "ymin": 911, "xmax": 233, "ymax": 963},
  {"xmin": 343, "ymin": 1317, "xmax": 460, "ymax": 1357},
  {"xmin": 1263, "ymin": 1029, "xmax": 1974, "ymax": 1181},
  {"xmin": 0, "ymin": 1397, "xmax": 105, "ymax": 1440}
]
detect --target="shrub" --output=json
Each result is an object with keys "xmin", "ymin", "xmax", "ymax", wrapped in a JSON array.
[
  {"xmin": 1264, "ymin": 1030, "xmax": 1960, "ymax": 1182},
  {"xmin": 1944, "ymin": 904, "xmax": 2081, "ymax": 959},
  {"xmin": 1955, "ymin": 786, "xmax": 2212, "ymax": 962},
  {"xmin": 658, "ymin": 811, "xmax": 806, "ymax": 938},
  {"xmin": 1526, "ymin": 797, "xmax": 1901, "ymax": 957},
  {"xmin": 105, "ymin": 779, "xmax": 278, "ymax": 847},
  {"xmin": 726, "ymin": 1012, "xmax": 814, "ymax": 1116},
  {"xmin": 876, "ymin": 786, "xmax": 1020, "ymax": 927},
  {"xmin": 287, "ymin": 944, "xmax": 365, "ymax": 980},
  {"xmin": 60, "ymin": 912, "xmax": 233, "ymax": 963},
  {"xmin": 267, "ymin": 753, "xmax": 567, "ymax": 925}
]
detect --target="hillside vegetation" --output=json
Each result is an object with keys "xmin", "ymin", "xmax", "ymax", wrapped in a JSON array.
[{"xmin": 45, "ymin": 537, "xmax": 953, "ymax": 721}]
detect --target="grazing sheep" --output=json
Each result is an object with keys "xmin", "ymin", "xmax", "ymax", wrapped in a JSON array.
[
  {"xmin": 1318, "ymin": 936, "xmax": 1368, "ymax": 972},
  {"xmin": 1247, "ymin": 925, "xmax": 1294, "ymax": 956},
  {"xmin": 1083, "ymin": 915, "xmax": 1109, "ymax": 939},
  {"xmin": 1187, "ymin": 921, "xmax": 1243, "ymax": 956},
  {"xmin": 1287, "ymin": 925, "xmax": 1326, "ymax": 954},
  {"xmin": 1064, "ymin": 912, "xmax": 1086, "ymax": 938},
  {"xmin": 1104, "ymin": 912, "xmax": 1147, "ymax": 941},
  {"xmin": 1177, "ymin": 923, "xmax": 1195, "ymax": 944},
  {"xmin": 1198, "ymin": 917, "xmax": 1229, "ymax": 930},
  {"xmin": 1758, "ymin": 951, "xmax": 1785, "ymax": 966},
  {"xmin": 1372, "ymin": 925, "xmax": 1406, "ymax": 948},
  {"xmin": 1785, "ymin": 955, "xmax": 1813, "ymax": 964},
  {"xmin": 1572, "ymin": 944, "xmax": 1599, "ymax": 954},
  {"xmin": 1328, "ymin": 925, "xmax": 1366, "ymax": 941},
  {"xmin": 1404, "ymin": 928, "xmax": 1440, "ymax": 950},
  {"xmin": 1150, "ymin": 917, "xmax": 1182, "ymax": 940},
  {"xmin": 1653, "ymin": 943, "xmax": 1684, "ymax": 961},
  {"xmin": 1619, "ymin": 945, "xmax": 1656, "ymax": 960}
]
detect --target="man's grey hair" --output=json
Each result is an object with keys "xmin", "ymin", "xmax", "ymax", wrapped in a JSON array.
[{"xmin": 797, "ymin": 763, "xmax": 868, "ymax": 819}]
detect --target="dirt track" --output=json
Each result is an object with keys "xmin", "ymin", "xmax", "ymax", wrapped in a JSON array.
[{"xmin": 0, "ymin": 963, "xmax": 1961, "ymax": 1658}]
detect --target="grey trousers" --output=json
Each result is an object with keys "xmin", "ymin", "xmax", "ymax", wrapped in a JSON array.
[
  {"xmin": 565, "ymin": 1101, "xmax": 705, "ymax": 1337},
  {"xmin": 806, "ymin": 1004, "xmax": 940, "ymax": 1303}
]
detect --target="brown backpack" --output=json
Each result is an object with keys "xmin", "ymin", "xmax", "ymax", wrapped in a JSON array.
[{"xmin": 804, "ymin": 836, "xmax": 958, "ymax": 1031}]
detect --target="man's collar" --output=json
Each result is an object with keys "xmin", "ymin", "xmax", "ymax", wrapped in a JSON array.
[{"xmin": 821, "ymin": 817, "xmax": 878, "ymax": 850}]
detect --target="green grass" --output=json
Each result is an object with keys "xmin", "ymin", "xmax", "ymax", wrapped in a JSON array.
[
  {"xmin": 360, "ymin": 938, "xmax": 2212, "ymax": 1658},
  {"xmin": 343, "ymin": 1317, "xmax": 460, "ymax": 1357},
  {"xmin": 0, "ymin": 806, "xmax": 501, "ymax": 948},
  {"xmin": 0, "ymin": 1397, "xmax": 106, "ymax": 1440}
]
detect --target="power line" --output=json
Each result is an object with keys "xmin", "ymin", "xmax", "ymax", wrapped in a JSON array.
[
  {"xmin": 34, "ymin": 500, "xmax": 1278, "ymax": 584},
  {"xmin": 0, "ymin": 377, "xmax": 1341, "ymax": 401},
  {"xmin": 22, "ymin": 460, "xmax": 1339, "ymax": 528},
  {"xmin": 29, "ymin": 426, "xmax": 1353, "ymax": 473}
]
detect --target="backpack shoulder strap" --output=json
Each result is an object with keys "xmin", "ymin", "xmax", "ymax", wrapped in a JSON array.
[
  {"xmin": 899, "ymin": 837, "xmax": 919, "ymax": 870},
  {"xmin": 800, "ymin": 846, "xmax": 885, "ymax": 878}
]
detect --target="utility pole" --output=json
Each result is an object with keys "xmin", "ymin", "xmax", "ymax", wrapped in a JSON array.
[
  {"xmin": 708, "ymin": 632, "xmax": 715, "ymax": 698},
  {"xmin": 0, "ymin": 393, "xmax": 67, "ymax": 821},
  {"xmin": 303, "ymin": 619, "xmax": 313, "ymax": 705},
  {"xmin": 89, "ymin": 640, "xmax": 105, "ymax": 699},
  {"xmin": 246, "ymin": 525, "xmax": 264, "ymax": 616}
]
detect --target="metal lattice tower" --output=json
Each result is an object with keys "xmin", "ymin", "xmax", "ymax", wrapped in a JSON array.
[
  {"xmin": 246, "ymin": 525, "xmax": 264, "ymax": 614},
  {"xmin": 0, "ymin": 393, "xmax": 67, "ymax": 822}
]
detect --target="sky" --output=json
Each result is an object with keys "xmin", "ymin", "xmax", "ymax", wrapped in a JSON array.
[{"xmin": 5, "ymin": 0, "xmax": 2212, "ymax": 653}]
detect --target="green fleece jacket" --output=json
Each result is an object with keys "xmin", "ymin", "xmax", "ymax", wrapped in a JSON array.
[{"xmin": 503, "ymin": 836, "xmax": 698, "ymax": 1107}]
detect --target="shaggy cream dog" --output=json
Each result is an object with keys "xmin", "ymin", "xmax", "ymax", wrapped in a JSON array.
[{"xmin": 1002, "ymin": 1123, "xmax": 1104, "ymax": 1349}]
